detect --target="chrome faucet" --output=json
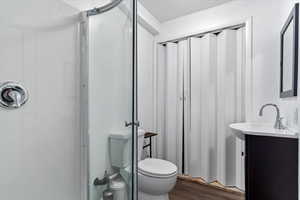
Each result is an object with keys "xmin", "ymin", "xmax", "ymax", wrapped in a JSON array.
[{"xmin": 259, "ymin": 104, "xmax": 286, "ymax": 129}]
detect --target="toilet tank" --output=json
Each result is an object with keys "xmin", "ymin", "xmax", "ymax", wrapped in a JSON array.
[{"xmin": 110, "ymin": 129, "xmax": 145, "ymax": 168}]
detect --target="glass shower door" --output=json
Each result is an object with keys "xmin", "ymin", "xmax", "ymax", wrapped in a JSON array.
[{"xmin": 81, "ymin": 0, "xmax": 137, "ymax": 199}]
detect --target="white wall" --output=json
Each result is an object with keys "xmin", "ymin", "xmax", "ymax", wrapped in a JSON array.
[
  {"xmin": 157, "ymin": 0, "xmax": 300, "ymax": 128},
  {"xmin": 138, "ymin": 24, "xmax": 156, "ymax": 132},
  {"xmin": 0, "ymin": 0, "xmax": 81, "ymax": 200}
]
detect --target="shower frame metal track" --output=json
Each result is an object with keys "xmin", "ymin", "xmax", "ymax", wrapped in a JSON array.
[{"xmin": 86, "ymin": 0, "xmax": 123, "ymax": 16}]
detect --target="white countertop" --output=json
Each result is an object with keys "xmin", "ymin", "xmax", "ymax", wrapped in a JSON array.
[{"xmin": 229, "ymin": 123, "xmax": 299, "ymax": 139}]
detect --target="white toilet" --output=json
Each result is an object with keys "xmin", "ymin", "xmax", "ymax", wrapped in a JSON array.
[{"xmin": 109, "ymin": 129, "xmax": 177, "ymax": 200}]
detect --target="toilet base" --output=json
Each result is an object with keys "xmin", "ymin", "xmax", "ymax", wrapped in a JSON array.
[{"xmin": 138, "ymin": 191, "xmax": 169, "ymax": 200}]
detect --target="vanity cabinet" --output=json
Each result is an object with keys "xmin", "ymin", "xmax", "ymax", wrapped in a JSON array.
[{"xmin": 245, "ymin": 135, "xmax": 298, "ymax": 200}]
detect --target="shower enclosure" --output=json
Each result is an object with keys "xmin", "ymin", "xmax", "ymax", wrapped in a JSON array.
[
  {"xmin": 81, "ymin": 0, "xmax": 138, "ymax": 199},
  {"xmin": 0, "ymin": 0, "xmax": 137, "ymax": 199}
]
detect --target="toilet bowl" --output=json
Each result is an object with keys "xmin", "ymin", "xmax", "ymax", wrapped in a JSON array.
[{"xmin": 138, "ymin": 158, "xmax": 177, "ymax": 200}]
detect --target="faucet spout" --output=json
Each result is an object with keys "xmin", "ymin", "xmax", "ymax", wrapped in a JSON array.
[{"xmin": 259, "ymin": 104, "xmax": 285, "ymax": 129}]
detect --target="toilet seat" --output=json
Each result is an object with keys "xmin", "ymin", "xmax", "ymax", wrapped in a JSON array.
[{"xmin": 138, "ymin": 158, "xmax": 177, "ymax": 178}]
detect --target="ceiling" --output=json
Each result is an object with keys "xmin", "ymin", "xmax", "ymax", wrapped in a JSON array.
[{"xmin": 139, "ymin": 0, "xmax": 234, "ymax": 22}]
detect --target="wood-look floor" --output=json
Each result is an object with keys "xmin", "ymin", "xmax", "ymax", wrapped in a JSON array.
[{"xmin": 169, "ymin": 178, "xmax": 245, "ymax": 200}]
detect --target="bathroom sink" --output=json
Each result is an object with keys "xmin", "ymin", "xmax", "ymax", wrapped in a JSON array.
[{"xmin": 229, "ymin": 122, "xmax": 299, "ymax": 139}]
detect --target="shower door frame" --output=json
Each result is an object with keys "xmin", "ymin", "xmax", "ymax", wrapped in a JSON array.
[{"xmin": 79, "ymin": 0, "xmax": 138, "ymax": 199}]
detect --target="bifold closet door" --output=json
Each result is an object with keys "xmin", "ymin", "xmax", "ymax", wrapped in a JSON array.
[
  {"xmin": 178, "ymin": 40, "xmax": 190, "ymax": 174},
  {"xmin": 164, "ymin": 43, "xmax": 179, "ymax": 167},
  {"xmin": 189, "ymin": 35, "xmax": 217, "ymax": 182},
  {"xmin": 216, "ymin": 29, "xmax": 245, "ymax": 186},
  {"xmin": 162, "ymin": 40, "xmax": 189, "ymax": 174},
  {"xmin": 164, "ymin": 42, "xmax": 188, "ymax": 174},
  {"xmin": 189, "ymin": 29, "xmax": 245, "ymax": 186},
  {"xmin": 157, "ymin": 28, "xmax": 246, "ymax": 187},
  {"xmin": 156, "ymin": 45, "xmax": 166, "ymax": 160}
]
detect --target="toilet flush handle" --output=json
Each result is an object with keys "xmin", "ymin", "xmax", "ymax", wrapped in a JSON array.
[{"xmin": 94, "ymin": 171, "xmax": 119, "ymax": 186}]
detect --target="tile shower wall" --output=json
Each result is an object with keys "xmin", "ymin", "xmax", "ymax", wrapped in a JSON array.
[{"xmin": 0, "ymin": 0, "xmax": 81, "ymax": 199}]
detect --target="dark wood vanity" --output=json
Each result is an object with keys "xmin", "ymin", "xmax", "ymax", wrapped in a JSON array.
[{"xmin": 245, "ymin": 135, "xmax": 298, "ymax": 200}]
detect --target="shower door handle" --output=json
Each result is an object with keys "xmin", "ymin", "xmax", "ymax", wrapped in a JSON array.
[{"xmin": 125, "ymin": 121, "xmax": 140, "ymax": 127}]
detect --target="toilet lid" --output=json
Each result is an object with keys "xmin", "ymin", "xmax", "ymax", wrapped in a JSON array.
[{"xmin": 138, "ymin": 158, "xmax": 177, "ymax": 178}]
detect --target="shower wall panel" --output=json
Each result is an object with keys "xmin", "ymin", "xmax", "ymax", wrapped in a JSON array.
[{"xmin": 0, "ymin": 7, "xmax": 81, "ymax": 200}]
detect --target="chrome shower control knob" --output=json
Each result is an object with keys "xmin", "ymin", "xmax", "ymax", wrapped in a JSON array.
[{"xmin": 0, "ymin": 82, "xmax": 28, "ymax": 109}]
